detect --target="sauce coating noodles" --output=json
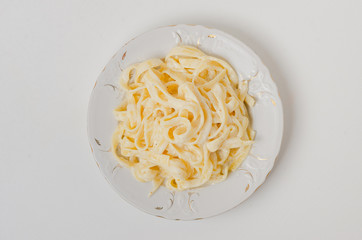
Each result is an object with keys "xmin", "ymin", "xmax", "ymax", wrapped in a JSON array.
[{"xmin": 112, "ymin": 46, "xmax": 255, "ymax": 195}]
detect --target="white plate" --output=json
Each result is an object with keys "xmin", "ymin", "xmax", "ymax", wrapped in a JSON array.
[{"xmin": 87, "ymin": 24, "xmax": 283, "ymax": 220}]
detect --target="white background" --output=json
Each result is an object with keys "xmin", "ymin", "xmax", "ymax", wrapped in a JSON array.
[{"xmin": 1, "ymin": 0, "xmax": 362, "ymax": 239}]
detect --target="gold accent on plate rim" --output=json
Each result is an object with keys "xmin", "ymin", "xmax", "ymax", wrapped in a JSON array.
[{"xmin": 122, "ymin": 51, "xmax": 127, "ymax": 60}]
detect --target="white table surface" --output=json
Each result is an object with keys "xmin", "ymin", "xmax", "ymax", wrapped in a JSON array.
[{"xmin": 1, "ymin": 0, "xmax": 362, "ymax": 239}]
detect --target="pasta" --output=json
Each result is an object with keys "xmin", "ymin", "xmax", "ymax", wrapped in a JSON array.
[{"xmin": 112, "ymin": 45, "xmax": 255, "ymax": 195}]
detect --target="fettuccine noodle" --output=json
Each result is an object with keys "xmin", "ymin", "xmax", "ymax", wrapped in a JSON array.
[{"xmin": 112, "ymin": 46, "xmax": 255, "ymax": 195}]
